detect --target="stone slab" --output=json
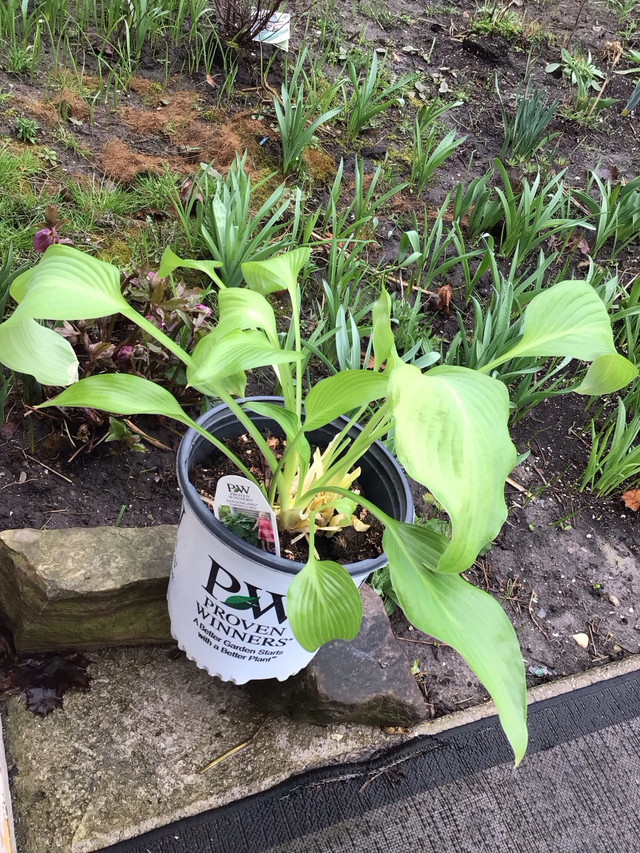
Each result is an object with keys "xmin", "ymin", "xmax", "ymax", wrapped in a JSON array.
[
  {"xmin": 5, "ymin": 647, "xmax": 640, "ymax": 853},
  {"xmin": 0, "ymin": 527, "xmax": 175, "ymax": 652},
  {"xmin": 3, "ymin": 646, "xmax": 406, "ymax": 853}
]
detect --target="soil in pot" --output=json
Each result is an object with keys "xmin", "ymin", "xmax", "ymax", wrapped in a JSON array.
[{"xmin": 190, "ymin": 431, "xmax": 385, "ymax": 564}]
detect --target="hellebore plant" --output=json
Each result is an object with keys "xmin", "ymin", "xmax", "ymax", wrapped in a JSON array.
[
  {"xmin": 33, "ymin": 205, "xmax": 74, "ymax": 254},
  {"xmin": 0, "ymin": 243, "xmax": 637, "ymax": 765}
]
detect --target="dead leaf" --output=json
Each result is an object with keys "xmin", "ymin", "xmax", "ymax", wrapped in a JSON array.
[
  {"xmin": 621, "ymin": 489, "xmax": 640, "ymax": 510},
  {"xmin": 0, "ymin": 421, "xmax": 18, "ymax": 440},
  {"xmin": 573, "ymin": 632, "xmax": 589, "ymax": 649},
  {"xmin": 434, "ymin": 284, "xmax": 453, "ymax": 314},
  {"xmin": 4, "ymin": 652, "xmax": 91, "ymax": 716},
  {"xmin": 567, "ymin": 234, "xmax": 591, "ymax": 255}
]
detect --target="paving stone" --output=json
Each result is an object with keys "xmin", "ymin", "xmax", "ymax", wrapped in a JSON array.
[{"xmin": 3, "ymin": 646, "xmax": 401, "ymax": 853}]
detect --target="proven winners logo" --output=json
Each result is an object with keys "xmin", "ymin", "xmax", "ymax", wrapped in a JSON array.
[{"xmin": 193, "ymin": 557, "xmax": 293, "ymax": 662}]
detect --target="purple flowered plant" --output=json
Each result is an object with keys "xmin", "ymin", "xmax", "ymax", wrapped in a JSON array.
[
  {"xmin": 116, "ymin": 345, "xmax": 135, "ymax": 366},
  {"xmin": 33, "ymin": 205, "xmax": 74, "ymax": 253},
  {"xmin": 193, "ymin": 303, "xmax": 212, "ymax": 317}
]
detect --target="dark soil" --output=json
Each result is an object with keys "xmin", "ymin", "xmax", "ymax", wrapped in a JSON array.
[
  {"xmin": 1, "ymin": 0, "xmax": 640, "ymax": 723},
  {"xmin": 0, "ymin": 409, "xmax": 181, "ymax": 530}
]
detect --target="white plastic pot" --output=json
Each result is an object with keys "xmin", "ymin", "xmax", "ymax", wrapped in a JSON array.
[{"xmin": 168, "ymin": 397, "xmax": 413, "ymax": 684}]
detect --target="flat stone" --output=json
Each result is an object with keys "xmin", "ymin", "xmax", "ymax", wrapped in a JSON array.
[
  {"xmin": 3, "ymin": 646, "xmax": 403, "ymax": 853},
  {"xmin": 0, "ymin": 526, "xmax": 176, "ymax": 653},
  {"xmin": 252, "ymin": 584, "xmax": 428, "ymax": 727}
]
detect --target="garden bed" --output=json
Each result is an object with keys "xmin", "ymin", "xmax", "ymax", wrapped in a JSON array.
[{"xmin": 1, "ymin": 0, "xmax": 640, "ymax": 728}]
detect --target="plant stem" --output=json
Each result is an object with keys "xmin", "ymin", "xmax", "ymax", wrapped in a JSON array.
[{"xmin": 123, "ymin": 304, "xmax": 282, "ymax": 496}]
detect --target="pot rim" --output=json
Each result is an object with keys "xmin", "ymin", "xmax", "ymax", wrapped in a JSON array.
[{"xmin": 176, "ymin": 396, "xmax": 413, "ymax": 577}]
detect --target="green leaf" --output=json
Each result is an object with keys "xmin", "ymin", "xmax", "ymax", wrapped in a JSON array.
[
  {"xmin": 217, "ymin": 288, "xmax": 278, "ymax": 344},
  {"xmin": 242, "ymin": 247, "xmax": 310, "ymax": 298},
  {"xmin": 38, "ymin": 373, "xmax": 191, "ymax": 423},
  {"xmin": 287, "ymin": 555, "xmax": 363, "ymax": 651},
  {"xmin": 304, "ymin": 370, "xmax": 389, "ymax": 431},
  {"xmin": 379, "ymin": 517, "xmax": 449, "ymax": 572},
  {"xmin": 183, "ymin": 328, "xmax": 247, "ymax": 397},
  {"xmin": 224, "ymin": 595, "xmax": 260, "ymax": 610},
  {"xmin": 495, "ymin": 281, "xmax": 618, "ymax": 364},
  {"xmin": 156, "ymin": 247, "xmax": 224, "ymax": 287},
  {"xmin": 575, "ymin": 353, "xmax": 638, "ymax": 395},
  {"xmin": 384, "ymin": 522, "xmax": 528, "ymax": 765},
  {"xmin": 371, "ymin": 290, "xmax": 396, "ymax": 371},
  {"xmin": 0, "ymin": 317, "xmax": 78, "ymax": 385},
  {"xmin": 389, "ymin": 362, "xmax": 516, "ymax": 573},
  {"xmin": 187, "ymin": 329, "xmax": 301, "ymax": 390},
  {"xmin": 10, "ymin": 245, "xmax": 129, "ymax": 321}
]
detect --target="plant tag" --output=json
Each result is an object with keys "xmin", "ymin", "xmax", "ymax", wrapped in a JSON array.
[
  {"xmin": 252, "ymin": 11, "xmax": 290, "ymax": 51},
  {"xmin": 212, "ymin": 475, "xmax": 280, "ymax": 558}
]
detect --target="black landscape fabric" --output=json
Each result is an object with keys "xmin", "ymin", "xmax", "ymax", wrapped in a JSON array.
[{"xmin": 101, "ymin": 669, "xmax": 640, "ymax": 853}]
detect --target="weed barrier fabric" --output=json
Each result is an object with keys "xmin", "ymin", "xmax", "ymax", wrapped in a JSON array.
[{"xmin": 101, "ymin": 670, "xmax": 640, "ymax": 853}]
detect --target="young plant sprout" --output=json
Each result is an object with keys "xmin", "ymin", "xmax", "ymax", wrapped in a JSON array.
[{"xmin": 0, "ymin": 243, "xmax": 636, "ymax": 766}]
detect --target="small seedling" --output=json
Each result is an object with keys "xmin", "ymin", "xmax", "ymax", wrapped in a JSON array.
[{"xmin": 16, "ymin": 117, "xmax": 38, "ymax": 144}]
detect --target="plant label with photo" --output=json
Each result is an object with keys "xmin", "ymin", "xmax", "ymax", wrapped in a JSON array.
[
  {"xmin": 252, "ymin": 11, "xmax": 290, "ymax": 51},
  {"xmin": 212, "ymin": 475, "xmax": 281, "ymax": 558}
]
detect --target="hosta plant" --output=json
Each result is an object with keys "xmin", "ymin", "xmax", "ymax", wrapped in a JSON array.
[{"xmin": 0, "ymin": 243, "xmax": 637, "ymax": 766}]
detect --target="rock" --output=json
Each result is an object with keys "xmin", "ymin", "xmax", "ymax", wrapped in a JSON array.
[
  {"xmin": 251, "ymin": 584, "xmax": 427, "ymax": 727},
  {"xmin": 573, "ymin": 632, "xmax": 590, "ymax": 649},
  {"xmin": 0, "ymin": 526, "xmax": 176, "ymax": 653}
]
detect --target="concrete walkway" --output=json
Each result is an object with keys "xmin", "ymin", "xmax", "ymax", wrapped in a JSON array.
[{"xmin": 3, "ymin": 650, "xmax": 640, "ymax": 852}]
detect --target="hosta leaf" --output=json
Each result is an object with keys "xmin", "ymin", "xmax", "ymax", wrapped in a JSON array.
[
  {"xmin": 287, "ymin": 555, "xmax": 363, "ymax": 651},
  {"xmin": 496, "ymin": 281, "xmax": 617, "ymax": 363},
  {"xmin": 38, "ymin": 373, "xmax": 191, "ymax": 424},
  {"xmin": 242, "ymin": 247, "xmax": 310, "ymax": 297},
  {"xmin": 217, "ymin": 288, "xmax": 278, "ymax": 344},
  {"xmin": 575, "ymin": 353, "xmax": 638, "ymax": 395},
  {"xmin": 187, "ymin": 329, "xmax": 301, "ymax": 390},
  {"xmin": 184, "ymin": 328, "xmax": 247, "ymax": 397},
  {"xmin": 303, "ymin": 371, "xmax": 389, "ymax": 431},
  {"xmin": 156, "ymin": 247, "xmax": 224, "ymax": 287},
  {"xmin": 379, "ymin": 517, "xmax": 449, "ymax": 573},
  {"xmin": 383, "ymin": 519, "xmax": 528, "ymax": 765},
  {"xmin": 389, "ymin": 362, "xmax": 516, "ymax": 574},
  {"xmin": 0, "ymin": 317, "xmax": 78, "ymax": 386},
  {"xmin": 11, "ymin": 245, "xmax": 128, "ymax": 320},
  {"xmin": 243, "ymin": 401, "xmax": 301, "ymax": 437}
]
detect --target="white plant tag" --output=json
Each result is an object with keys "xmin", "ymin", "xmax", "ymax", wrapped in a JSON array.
[
  {"xmin": 212, "ymin": 475, "xmax": 281, "ymax": 558},
  {"xmin": 252, "ymin": 10, "xmax": 290, "ymax": 51}
]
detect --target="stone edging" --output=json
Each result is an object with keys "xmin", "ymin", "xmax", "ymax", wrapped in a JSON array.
[{"xmin": 408, "ymin": 653, "xmax": 640, "ymax": 740}]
